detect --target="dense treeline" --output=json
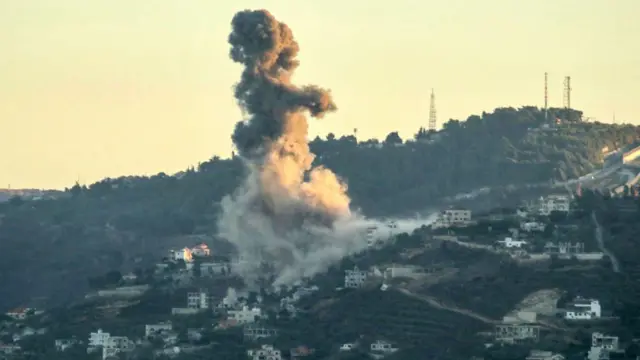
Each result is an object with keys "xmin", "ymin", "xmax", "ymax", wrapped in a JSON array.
[{"xmin": 1, "ymin": 106, "xmax": 639, "ymax": 309}]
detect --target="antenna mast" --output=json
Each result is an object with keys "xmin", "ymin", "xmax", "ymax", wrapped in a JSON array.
[
  {"xmin": 563, "ymin": 76, "xmax": 571, "ymax": 121},
  {"xmin": 428, "ymin": 89, "xmax": 437, "ymax": 131},
  {"xmin": 544, "ymin": 72, "xmax": 548, "ymax": 121}
]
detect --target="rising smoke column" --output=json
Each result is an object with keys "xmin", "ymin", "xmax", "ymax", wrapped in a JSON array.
[{"xmin": 218, "ymin": 9, "xmax": 357, "ymax": 288}]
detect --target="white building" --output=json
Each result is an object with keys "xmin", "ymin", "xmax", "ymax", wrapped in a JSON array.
[
  {"xmin": 432, "ymin": 209, "xmax": 472, "ymax": 229},
  {"xmin": 564, "ymin": 297, "xmax": 601, "ymax": 320},
  {"xmin": 497, "ymin": 237, "xmax": 527, "ymax": 248},
  {"xmin": 145, "ymin": 322, "xmax": 173, "ymax": 337},
  {"xmin": 520, "ymin": 221, "xmax": 546, "ymax": 232},
  {"xmin": 248, "ymin": 344, "xmax": 281, "ymax": 360},
  {"xmin": 370, "ymin": 340, "xmax": 398, "ymax": 354},
  {"xmin": 344, "ymin": 266, "xmax": 368, "ymax": 288},
  {"xmin": 88, "ymin": 329, "xmax": 111, "ymax": 349},
  {"xmin": 187, "ymin": 290, "xmax": 210, "ymax": 310},
  {"xmin": 102, "ymin": 336, "xmax": 134, "ymax": 360},
  {"xmin": 228, "ymin": 306, "xmax": 262, "ymax": 324},
  {"xmin": 539, "ymin": 195, "xmax": 570, "ymax": 215},
  {"xmin": 588, "ymin": 332, "xmax": 621, "ymax": 360}
]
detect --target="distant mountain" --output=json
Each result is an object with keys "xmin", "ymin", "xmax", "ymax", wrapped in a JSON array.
[{"xmin": 1, "ymin": 106, "xmax": 639, "ymax": 310}]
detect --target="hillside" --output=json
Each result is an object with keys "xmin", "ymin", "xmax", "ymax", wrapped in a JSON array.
[
  {"xmin": 1, "ymin": 106, "xmax": 640, "ymax": 310},
  {"xmin": 4, "ymin": 184, "xmax": 640, "ymax": 359}
]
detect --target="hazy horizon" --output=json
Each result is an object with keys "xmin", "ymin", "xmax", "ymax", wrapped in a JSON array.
[{"xmin": 2, "ymin": 0, "xmax": 639, "ymax": 189}]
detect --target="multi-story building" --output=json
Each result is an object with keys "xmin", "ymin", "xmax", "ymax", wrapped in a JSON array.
[
  {"xmin": 102, "ymin": 336, "xmax": 134, "ymax": 360},
  {"xmin": 431, "ymin": 209, "xmax": 472, "ymax": 229},
  {"xmin": 564, "ymin": 297, "xmax": 601, "ymax": 320},
  {"xmin": 187, "ymin": 290, "xmax": 211, "ymax": 310},
  {"xmin": 344, "ymin": 266, "xmax": 368, "ymax": 288},
  {"xmin": 538, "ymin": 195, "xmax": 570, "ymax": 216},
  {"xmin": 587, "ymin": 332, "xmax": 621, "ymax": 360},
  {"xmin": 88, "ymin": 329, "xmax": 111, "ymax": 350},
  {"xmin": 495, "ymin": 312, "xmax": 540, "ymax": 343}
]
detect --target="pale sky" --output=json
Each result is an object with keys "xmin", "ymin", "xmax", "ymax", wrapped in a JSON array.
[{"xmin": 1, "ymin": 0, "xmax": 639, "ymax": 189}]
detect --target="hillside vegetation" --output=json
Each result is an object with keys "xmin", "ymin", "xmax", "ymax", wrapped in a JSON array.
[{"xmin": 1, "ymin": 106, "xmax": 639, "ymax": 310}]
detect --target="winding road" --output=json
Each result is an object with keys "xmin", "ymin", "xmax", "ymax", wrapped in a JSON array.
[{"xmin": 591, "ymin": 211, "xmax": 621, "ymax": 273}]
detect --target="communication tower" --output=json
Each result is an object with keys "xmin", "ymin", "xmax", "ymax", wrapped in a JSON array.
[
  {"xmin": 544, "ymin": 72, "xmax": 548, "ymax": 121},
  {"xmin": 428, "ymin": 89, "xmax": 437, "ymax": 131},
  {"xmin": 563, "ymin": 76, "xmax": 571, "ymax": 121}
]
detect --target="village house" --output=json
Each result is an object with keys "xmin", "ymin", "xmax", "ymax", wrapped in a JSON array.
[
  {"xmin": 88, "ymin": 329, "xmax": 111, "ymax": 352},
  {"xmin": 170, "ymin": 248, "xmax": 193, "ymax": 262},
  {"xmin": 587, "ymin": 332, "xmax": 623, "ymax": 360},
  {"xmin": 200, "ymin": 262, "xmax": 229, "ymax": 277},
  {"xmin": 227, "ymin": 306, "xmax": 262, "ymax": 324},
  {"xmin": 87, "ymin": 329, "xmax": 135, "ymax": 360},
  {"xmin": 384, "ymin": 264, "xmax": 425, "ymax": 279},
  {"xmin": 187, "ymin": 290, "xmax": 211, "ymax": 310},
  {"xmin": 290, "ymin": 345, "xmax": 314, "ymax": 359},
  {"xmin": 244, "ymin": 325, "xmax": 278, "ymax": 341},
  {"xmin": 520, "ymin": 221, "xmax": 546, "ymax": 232},
  {"xmin": 525, "ymin": 350, "xmax": 565, "ymax": 360},
  {"xmin": 248, "ymin": 344, "xmax": 281, "ymax": 360},
  {"xmin": 190, "ymin": 243, "xmax": 211, "ymax": 257},
  {"xmin": 0, "ymin": 343, "xmax": 21, "ymax": 355},
  {"xmin": 564, "ymin": 297, "xmax": 601, "ymax": 320},
  {"xmin": 344, "ymin": 266, "xmax": 368, "ymax": 288},
  {"xmin": 495, "ymin": 311, "xmax": 540, "ymax": 343},
  {"xmin": 5, "ymin": 307, "xmax": 33, "ymax": 321},
  {"xmin": 431, "ymin": 208, "xmax": 472, "ymax": 229},
  {"xmin": 544, "ymin": 242, "xmax": 585, "ymax": 255},
  {"xmin": 145, "ymin": 322, "xmax": 173, "ymax": 338},
  {"xmin": 102, "ymin": 336, "xmax": 135, "ymax": 360},
  {"xmin": 538, "ymin": 194, "xmax": 571, "ymax": 216},
  {"xmin": 370, "ymin": 340, "xmax": 399, "ymax": 357},
  {"xmin": 173, "ymin": 290, "xmax": 211, "ymax": 315},
  {"xmin": 55, "ymin": 338, "xmax": 82, "ymax": 352}
]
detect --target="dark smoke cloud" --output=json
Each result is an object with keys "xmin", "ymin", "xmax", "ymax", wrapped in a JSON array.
[
  {"xmin": 228, "ymin": 9, "xmax": 337, "ymax": 158},
  {"xmin": 218, "ymin": 9, "xmax": 355, "ymax": 288}
]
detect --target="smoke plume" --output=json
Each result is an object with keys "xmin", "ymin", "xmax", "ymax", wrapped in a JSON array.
[{"xmin": 218, "ymin": 9, "xmax": 359, "ymax": 288}]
